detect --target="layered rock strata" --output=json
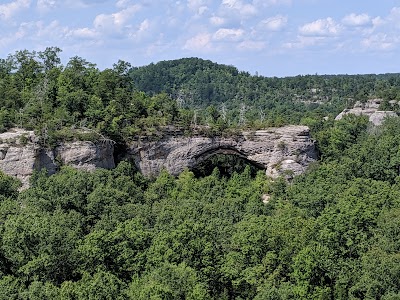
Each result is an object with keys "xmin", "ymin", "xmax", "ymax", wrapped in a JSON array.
[
  {"xmin": 0, "ymin": 126, "xmax": 318, "ymax": 188},
  {"xmin": 0, "ymin": 129, "xmax": 115, "ymax": 188},
  {"xmin": 127, "ymin": 125, "xmax": 317, "ymax": 179}
]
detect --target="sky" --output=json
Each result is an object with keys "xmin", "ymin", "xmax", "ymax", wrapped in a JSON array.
[{"xmin": 1, "ymin": 0, "xmax": 400, "ymax": 77}]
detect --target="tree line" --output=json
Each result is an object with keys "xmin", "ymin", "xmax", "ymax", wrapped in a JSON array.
[{"xmin": 1, "ymin": 48, "xmax": 400, "ymax": 145}]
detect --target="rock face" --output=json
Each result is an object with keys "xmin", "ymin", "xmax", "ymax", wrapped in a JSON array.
[
  {"xmin": 0, "ymin": 129, "xmax": 115, "ymax": 188},
  {"xmin": 127, "ymin": 125, "xmax": 317, "ymax": 179},
  {"xmin": 335, "ymin": 99, "xmax": 398, "ymax": 125},
  {"xmin": 55, "ymin": 141, "xmax": 115, "ymax": 171},
  {"xmin": 0, "ymin": 126, "xmax": 317, "ymax": 187}
]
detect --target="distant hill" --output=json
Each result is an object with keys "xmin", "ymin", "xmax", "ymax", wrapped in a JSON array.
[{"xmin": 129, "ymin": 57, "xmax": 400, "ymax": 125}]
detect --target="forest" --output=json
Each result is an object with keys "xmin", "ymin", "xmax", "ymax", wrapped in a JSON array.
[{"xmin": 0, "ymin": 48, "xmax": 400, "ymax": 299}]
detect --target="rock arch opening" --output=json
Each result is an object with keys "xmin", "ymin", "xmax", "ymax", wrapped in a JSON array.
[{"xmin": 191, "ymin": 147, "xmax": 264, "ymax": 178}]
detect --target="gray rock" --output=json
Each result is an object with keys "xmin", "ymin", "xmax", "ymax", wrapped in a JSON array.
[
  {"xmin": 369, "ymin": 111, "xmax": 398, "ymax": 126},
  {"xmin": 127, "ymin": 125, "xmax": 317, "ymax": 179},
  {"xmin": 55, "ymin": 141, "xmax": 115, "ymax": 171},
  {"xmin": 0, "ymin": 129, "xmax": 115, "ymax": 189},
  {"xmin": 0, "ymin": 126, "xmax": 317, "ymax": 188},
  {"xmin": 335, "ymin": 99, "xmax": 398, "ymax": 126}
]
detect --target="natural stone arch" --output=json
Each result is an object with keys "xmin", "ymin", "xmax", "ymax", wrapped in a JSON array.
[
  {"xmin": 0, "ymin": 125, "xmax": 317, "ymax": 188},
  {"xmin": 127, "ymin": 125, "xmax": 317, "ymax": 178}
]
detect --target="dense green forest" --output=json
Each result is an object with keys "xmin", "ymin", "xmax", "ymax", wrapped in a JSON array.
[
  {"xmin": 1, "ymin": 48, "xmax": 400, "ymax": 299},
  {"xmin": 1, "ymin": 115, "xmax": 400, "ymax": 299}
]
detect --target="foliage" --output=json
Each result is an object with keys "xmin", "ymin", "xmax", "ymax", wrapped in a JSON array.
[{"xmin": 1, "ymin": 48, "xmax": 400, "ymax": 299}]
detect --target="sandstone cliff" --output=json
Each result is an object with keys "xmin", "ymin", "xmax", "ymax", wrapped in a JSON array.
[
  {"xmin": 127, "ymin": 125, "xmax": 317, "ymax": 179},
  {"xmin": 0, "ymin": 129, "xmax": 115, "ymax": 188},
  {"xmin": 0, "ymin": 126, "xmax": 317, "ymax": 188}
]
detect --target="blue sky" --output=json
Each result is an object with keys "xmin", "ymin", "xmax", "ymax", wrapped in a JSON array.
[{"xmin": 1, "ymin": 0, "xmax": 400, "ymax": 76}]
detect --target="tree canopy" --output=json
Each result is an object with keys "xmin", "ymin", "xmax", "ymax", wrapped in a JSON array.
[{"xmin": 1, "ymin": 48, "xmax": 400, "ymax": 299}]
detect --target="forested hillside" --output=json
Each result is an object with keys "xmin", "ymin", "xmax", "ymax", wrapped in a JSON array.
[
  {"xmin": 130, "ymin": 58, "xmax": 400, "ymax": 126},
  {"xmin": 1, "ymin": 48, "xmax": 400, "ymax": 299},
  {"xmin": 1, "ymin": 48, "xmax": 400, "ymax": 143}
]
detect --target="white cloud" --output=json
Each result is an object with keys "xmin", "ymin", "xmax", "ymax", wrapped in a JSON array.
[
  {"xmin": 283, "ymin": 35, "xmax": 326, "ymax": 49},
  {"xmin": 187, "ymin": 0, "xmax": 209, "ymax": 12},
  {"xmin": 210, "ymin": 16, "xmax": 226, "ymax": 26},
  {"xmin": 237, "ymin": 40, "xmax": 265, "ymax": 51},
  {"xmin": 35, "ymin": 20, "xmax": 67, "ymax": 40},
  {"xmin": 372, "ymin": 16, "xmax": 384, "ymax": 27},
  {"xmin": 130, "ymin": 18, "xmax": 152, "ymax": 40},
  {"xmin": 253, "ymin": 0, "xmax": 291, "ymax": 6},
  {"xmin": 385, "ymin": 7, "xmax": 400, "ymax": 29},
  {"xmin": 116, "ymin": 0, "xmax": 132, "ymax": 8},
  {"xmin": 259, "ymin": 15, "xmax": 287, "ymax": 31},
  {"xmin": 93, "ymin": 4, "xmax": 141, "ymax": 33},
  {"xmin": 0, "ymin": 24, "xmax": 26, "ymax": 47},
  {"xmin": 68, "ymin": 27, "xmax": 98, "ymax": 39},
  {"xmin": 36, "ymin": 0, "xmax": 56, "ymax": 12},
  {"xmin": 221, "ymin": 0, "xmax": 257, "ymax": 17},
  {"xmin": 299, "ymin": 17, "xmax": 341, "ymax": 37},
  {"xmin": 138, "ymin": 19, "xmax": 150, "ymax": 32},
  {"xmin": 183, "ymin": 32, "xmax": 213, "ymax": 51},
  {"xmin": 357, "ymin": 7, "xmax": 400, "ymax": 51},
  {"xmin": 361, "ymin": 33, "xmax": 397, "ymax": 50},
  {"xmin": 342, "ymin": 13, "xmax": 371, "ymax": 27},
  {"xmin": 213, "ymin": 28, "xmax": 244, "ymax": 41},
  {"xmin": 0, "ymin": 0, "xmax": 31, "ymax": 20}
]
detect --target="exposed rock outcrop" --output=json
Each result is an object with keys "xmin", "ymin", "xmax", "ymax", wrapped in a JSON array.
[
  {"xmin": 127, "ymin": 125, "xmax": 317, "ymax": 179},
  {"xmin": 335, "ymin": 99, "xmax": 398, "ymax": 125},
  {"xmin": 0, "ymin": 129, "xmax": 115, "ymax": 188},
  {"xmin": 0, "ymin": 126, "xmax": 317, "ymax": 188}
]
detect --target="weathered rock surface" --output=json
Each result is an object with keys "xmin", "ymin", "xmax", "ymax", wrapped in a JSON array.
[
  {"xmin": 55, "ymin": 141, "xmax": 115, "ymax": 171},
  {"xmin": 0, "ymin": 126, "xmax": 317, "ymax": 187},
  {"xmin": 0, "ymin": 129, "xmax": 115, "ymax": 188},
  {"xmin": 127, "ymin": 125, "xmax": 317, "ymax": 179},
  {"xmin": 335, "ymin": 99, "xmax": 398, "ymax": 125}
]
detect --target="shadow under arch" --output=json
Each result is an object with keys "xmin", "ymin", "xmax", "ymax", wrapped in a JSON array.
[{"xmin": 191, "ymin": 146, "xmax": 264, "ymax": 178}]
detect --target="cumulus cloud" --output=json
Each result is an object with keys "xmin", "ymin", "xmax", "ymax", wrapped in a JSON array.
[
  {"xmin": 129, "ymin": 18, "xmax": 153, "ymax": 41},
  {"xmin": 213, "ymin": 28, "xmax": 245, "ymax": 41},
  {"xmin": 259, "ymin": 15, "xmax": 287, "ymax": 31},
  {"xmin": 221, "ymin": 0, "xmax": 257, "ymax": 17},
  {"xmin": 253, "ymin": 0, "xmax": 291, "ymax": 6},
  {"xmin": 209, "ymin": 16, "xmax": 226, "ymax": 26},
  {"xmin": 32, "ymin": 20, "xmax": 64, "ymax": 39},
  {"xmin": 299, "ymin": 17, "xmax": 341, "ymax": 37},
  {"xmin": 342, "ymin": 13, "xmax": 371, "ymax": 27},
  {"xmin": 358, "ymin": 7, "xmax": 400, "ymax": 51},
  {"xmin": 187, "ymin": 0, "xmax": 209, "ymax": 15},
  {"xmin": 184, "ymin": 32, "xmax": 213, "ymax": 51},
  {"xmin": 116, "ymin": 0, "xmax": 132, "ymax": 8},
  {"xmin": 0, "ymin": 0, "xmax": 31, "ymax": 20},
  {"xmin": 361, "ymin": 33, "xmax": 397, "ymax": 50},
  {"xmin": 385, "ymin": 7, "xmax": 400, "ymax": 29},
  {"xmin": 68, "ymin": 27, "xmax": 98, "ymax": 39},
  {"xmin": 237, "ymin": 40, "xmax": 265, "ymax": 51},
  {"xmin": 283, "ymin": 35, "xmax": 325, "ymax": 49},
  {"xmin": 0, "ymin": 29, "xmax": 25, "ymax": 48},
  {"xmin": 93, "ymin": 4, "xmax": 141, "ymax": 34},
  {"xmin": 37, "ymin": 0, "xmax": 56, "ymax": 12}
]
